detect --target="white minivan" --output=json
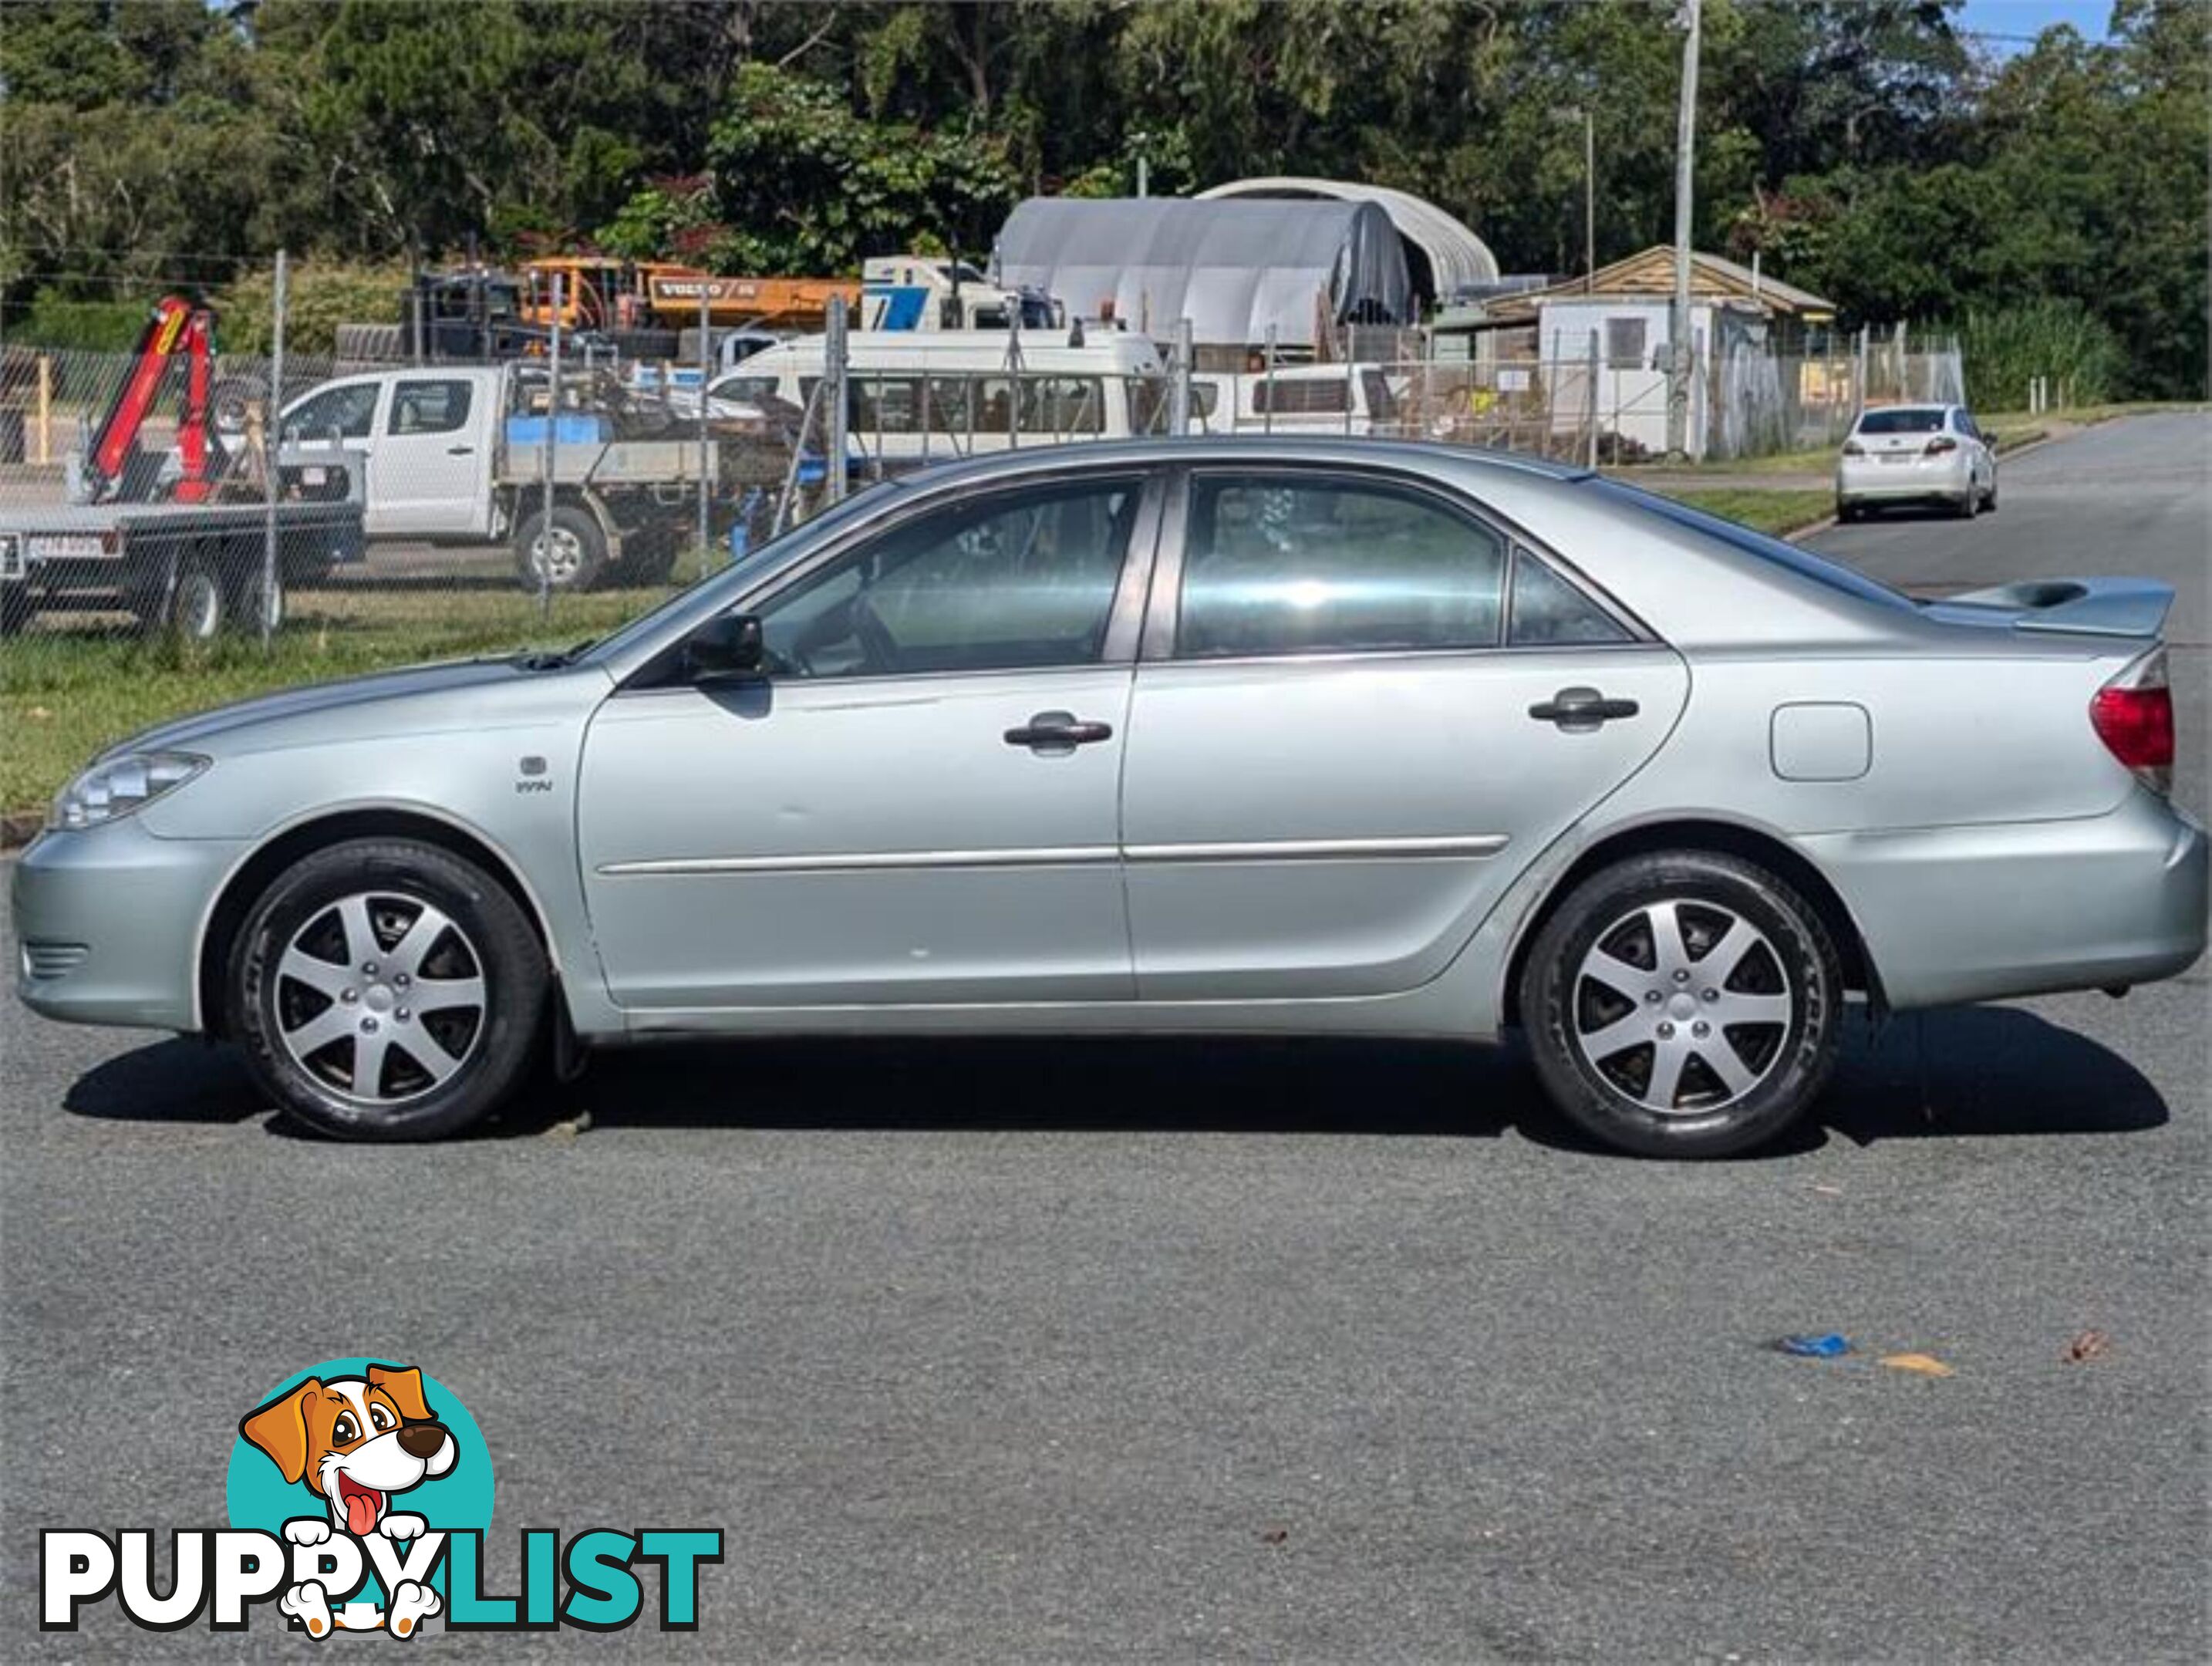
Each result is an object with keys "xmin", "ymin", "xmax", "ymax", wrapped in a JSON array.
[
  {"xmin": 1191, "ymin": 364, "xmax": 1401, "ymax": 437},
  {"xmin": 702, "ymin": 330, "xmax": 1173, "ymax": 467}
]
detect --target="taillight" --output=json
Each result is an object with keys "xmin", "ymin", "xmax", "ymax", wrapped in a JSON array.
[
  {"xmin": 1924, "ymin": 435, "xmax": 1959, "ymax": 455},
  {"xmin": 1842, "ymin": 438, "xmax": 1865, "ymax": 456},
  {"xmin": 2090, "ymin": 649, "xmax": 2174, "ymax": 794}
]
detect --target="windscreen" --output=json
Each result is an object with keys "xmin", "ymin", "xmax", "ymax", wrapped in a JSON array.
[{"xmin": 1586, "ymin": 479, "xmax": 1918, "ymax": 612}]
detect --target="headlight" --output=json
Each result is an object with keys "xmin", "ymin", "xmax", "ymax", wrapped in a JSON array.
[{"xmin": 49, "ymin": 751, "xmax": 210, "ymax": 831}]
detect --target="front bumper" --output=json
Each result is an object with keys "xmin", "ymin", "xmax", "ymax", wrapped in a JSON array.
[
  {"xmin": 1801, "ymin": 791, "xmax": 2208, "ymax": 1010},
  {"xmin": 1836, "ymin": 455, "xmax": 1972, "ymax": 504},
  {"xmin": 12, "ymin": 820, "xmax": 248, "ymax": 1030}
]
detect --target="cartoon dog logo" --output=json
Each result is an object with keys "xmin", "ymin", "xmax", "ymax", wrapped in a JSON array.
[{"xmin": 239, "ymin": 1363, "xmax": 456, "ymax": 1637}]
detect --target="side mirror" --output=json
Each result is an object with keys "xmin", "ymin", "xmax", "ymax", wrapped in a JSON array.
[{"xmin": 682, "ymin": 612, "xmax": 766, "ymax": 681}]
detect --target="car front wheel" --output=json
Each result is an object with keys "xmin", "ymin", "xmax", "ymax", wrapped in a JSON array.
[
  {"xmin": 1519, "ymin": 851, "xmax": 1843, "ymax": 1158},
  {"xmin": 230, "ymin": 838, "xmax": 548, "ymax": 1139}
]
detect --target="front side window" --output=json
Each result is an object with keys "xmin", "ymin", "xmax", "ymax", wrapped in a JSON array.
[
  {"xmin": 757, "ymin": 478, "xmax": 1141, "ymax": 679},
  {"xmin": 286, "ymin": 383, "xmax": 379, "ymax": 441},
  {"xmin": 387, "ymin": 379, "xmax": 472, "ymax": 436},
  {"xmin": 1177, "ymin": 476, "xmax": 1507, "ymax": 659}
]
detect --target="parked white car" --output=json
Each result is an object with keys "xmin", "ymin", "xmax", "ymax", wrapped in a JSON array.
[{"xmin": 1836, "ymin": 403, "xmax": 1998, "ymax": 521}]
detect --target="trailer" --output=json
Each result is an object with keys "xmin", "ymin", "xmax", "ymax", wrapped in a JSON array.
[{"xmin": 0, "ymin": 295, "xmax": 367, "ymax": 639}]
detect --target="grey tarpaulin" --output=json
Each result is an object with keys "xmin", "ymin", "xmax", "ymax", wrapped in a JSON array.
[{"xmin": 992, "ymin": 197, "xmax": 1413, "ymax": 349}]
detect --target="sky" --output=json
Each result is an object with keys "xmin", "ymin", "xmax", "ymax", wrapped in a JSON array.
[{"xmin": 1953, "ymin": 0, "xmax": 2115, "ymax": 49}]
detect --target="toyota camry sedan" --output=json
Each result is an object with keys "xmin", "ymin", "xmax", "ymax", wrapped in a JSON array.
[{"xmin": 14, "ymin": 439, "xmax": 2204, "ymax": 1156}]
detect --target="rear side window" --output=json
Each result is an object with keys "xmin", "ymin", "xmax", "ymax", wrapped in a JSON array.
[
  {"xmin": 1178, "ymin": 476, "xmax": 1506, "ymax": 659},
  {"xmin": 1509, "ymin": 552, "xmax": 1632, "ymax": 646}
]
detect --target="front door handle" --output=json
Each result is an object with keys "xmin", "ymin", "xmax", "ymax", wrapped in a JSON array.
[
  {"xmin": 1004, "ymin": 710, "xmax": 1114, "ymax": 753},
  {"xmin": 1529, "ymin": 686, "xmax": 1640, "ymax": 730},
  {"xmin": 446, "ymin": 445, "xmax": 475, "ymax": 455}
]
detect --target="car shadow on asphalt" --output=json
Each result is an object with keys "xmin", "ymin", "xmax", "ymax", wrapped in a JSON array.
[{"xmin": 62, "ymin": 1004, "xmax": 2169, "ymax": 1156}]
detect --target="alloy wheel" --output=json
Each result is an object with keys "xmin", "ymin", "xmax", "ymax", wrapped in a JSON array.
[
  {"xmin": 272, "ymin": 892, "xmax": 487, "ymax": 1106},
  {"xmin": 1570, "ymin": 899, "xmax": 1795, "ymax": 1115}
]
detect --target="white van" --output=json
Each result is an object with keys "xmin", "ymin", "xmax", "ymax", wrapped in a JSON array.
[
  {"xmin": 703, "ymin": 330, "xmax": 1172, "ymax": 465},
  {"xmin": 1190, "ymin": 364, "xmax": 1401, "ymax": 437}
]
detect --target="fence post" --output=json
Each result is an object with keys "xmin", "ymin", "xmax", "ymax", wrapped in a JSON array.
[
  {"xmin": 540, "ymin": 274, "xmax": 561, "ymax": 619},
  {"xmin": 1586, "ymin": 328, "xmax": 1600, "ymax": 469},
  {"xmin": 1344, "ymin": 329, "xmax": 1355, "ymax": 437},
  {"xmin": 824, "ymin": 293, "xmax": 848, "ymax": 504},
  {"xmin": 696, "ymin": 287, "xmax": 710, "ymax": 579},
  {"xmin": 1263, "ymin": 324, "xmax": 1277, "ymax": 435},
  {"xmin": 1172, "ymin": 318, "xmax": 1194, "ymax": 437},
  {"xmin": 35, "ymin": 353, "xmax": 52, "ymax": 465},
  {"xmin": 261, "ymin": 248, "xmax": 287, "ymax": 649}
]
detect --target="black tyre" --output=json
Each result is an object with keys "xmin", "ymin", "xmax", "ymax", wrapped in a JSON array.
[
  {"xmin": 514, "ymin": 503, "xmax": 609, "ymax": 592},
  {"xmin": 223, "ymin": 555, "xmax": 284, "ymax": 635},
  {"xmin": 229, "ymin": 838, "xmax": 548, "ymax": 1140},
  {"xmin": 1518, "ymin": 852, "xmax": 1842, "ymax": 1158},
  {"xmin": 1835, "ymin": 500, "xmax": 1858, "ymax": 524},
  {"xmin": 0, "ymin": 585, "xmax": 32, "ymax": 636},
  {"xmin": 161, "ymin": 556, "xmax": 226, "ymax": 642},
  {"xmin": 1954, "ymin": 487, "xmax": 1978, "ymax": 520}
]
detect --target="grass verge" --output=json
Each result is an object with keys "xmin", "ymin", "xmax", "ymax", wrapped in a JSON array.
[
  {"xmin": 2, "ymin": 586, "xmax": 666, "ymax": 818},
  {"xmin": 1654, "ymin": 487, "xmax": 1835, "ymax": 536}
]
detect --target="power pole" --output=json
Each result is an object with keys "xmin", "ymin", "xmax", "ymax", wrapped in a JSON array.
[
  {"xmin": 1583, "ymin": 107, "xmax": 1597, "ymax": 295},
  {"xmin": 1664, "ymin": 0, "xmax": 1702, "ymax": 460}
]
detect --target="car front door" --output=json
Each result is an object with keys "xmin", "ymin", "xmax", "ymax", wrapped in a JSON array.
[
  {"xmin": 577, "ymin": 470, "xmax": 1160, "ymax": 1010},
  {"xmin": 1119, "ymin": 467, "xmax": 1691, "ymax": 999},
  {"xmin": 371, "ymin": 376, "xmax": 488, "ymax": 538}
]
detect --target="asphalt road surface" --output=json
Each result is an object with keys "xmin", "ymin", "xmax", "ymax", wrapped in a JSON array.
[{"xmin": 4, "ymin": 416, "xmax": 2206, "ymax": 1661}]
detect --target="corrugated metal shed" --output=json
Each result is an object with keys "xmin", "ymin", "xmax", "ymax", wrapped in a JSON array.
[
  {"xmin": 993, "ymin": 197, "xmax": 1413, "ymax": 349},
  {"xmin": 1192, "ymin": 177, "xmax": 1500, "ymax": 298}
]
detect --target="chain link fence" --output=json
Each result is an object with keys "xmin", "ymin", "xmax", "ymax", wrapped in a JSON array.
[{"xmin": 0, "ymin": 275, "xmax": 1964, "ymax": 819}]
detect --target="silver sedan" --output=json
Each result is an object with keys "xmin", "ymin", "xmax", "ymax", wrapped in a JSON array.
[{"xmin": 14, "ymin": 440, "xmax": 2205, "ymax": 1156}]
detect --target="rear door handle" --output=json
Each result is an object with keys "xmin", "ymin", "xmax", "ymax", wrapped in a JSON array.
[
  {"xmin": 446, "ymin": 445, "xmax": 475, "ymax": 455},
  {"xmin": 1529, "ymin": 687, "xmax": 1640, "ymax": 730},
  {"xmin": 1004, "ymin": 710, "xmax": 1114, "ymax": 752}
]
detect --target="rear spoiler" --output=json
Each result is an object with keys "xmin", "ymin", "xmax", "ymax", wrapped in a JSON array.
[{"xmin": 1936, "ymin": 578, "xmax": 2175, "ymax": 639}]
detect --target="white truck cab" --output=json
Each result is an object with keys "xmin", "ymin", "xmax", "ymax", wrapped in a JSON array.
[
  {"xmin": 282, "ymin": 369, "xmax": 503, "ymax": 540},
  {"xmin": 280, "ymin": 366, "xmax": 714, "ymax": 590}
]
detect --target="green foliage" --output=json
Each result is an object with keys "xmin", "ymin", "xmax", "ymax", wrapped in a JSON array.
[
  {"xmin": 5, "ymin": 295, "xmax": 157, "ymax": 352},
  {"xmin": 216, "ymin": 262, "xmax": 416, "ymax": 356},
  {"xmin": 0, "ymin": 0, "xmax": 2203, "ymax": 397},
  {"xmin": 1954, "ymin": 301, "xmax": 2124, "ymax": 410},
  {"xmin": 693, "ymin": 63, "xmax": 1021, "ymax": 275}
]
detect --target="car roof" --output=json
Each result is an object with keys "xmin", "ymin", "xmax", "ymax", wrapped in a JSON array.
[{"xmin": 885, "ymin": 435, "xmax": 1596, "ymax": 493}]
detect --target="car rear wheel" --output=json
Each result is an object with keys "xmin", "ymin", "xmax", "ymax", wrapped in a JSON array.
[
  {"xmin": 1519, "ymin": 852, "xmax": 1842, "ymax": 1158},
  {"xmin": 230, "ymin": 838, "xmax": 548, "ymax": 1140},
  {"xmin": 514, "ymin": 504, "xmax": 609, "ymax": 593}
]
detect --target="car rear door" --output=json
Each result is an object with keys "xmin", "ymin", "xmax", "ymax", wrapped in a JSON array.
[
  {"xmin": 1118, "ymin": 466, "xmax": 1690, "ymax": 999},
  {"xmin": 577, "ymin": 469, "xmax": 1162, "ymax": 1010}
]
